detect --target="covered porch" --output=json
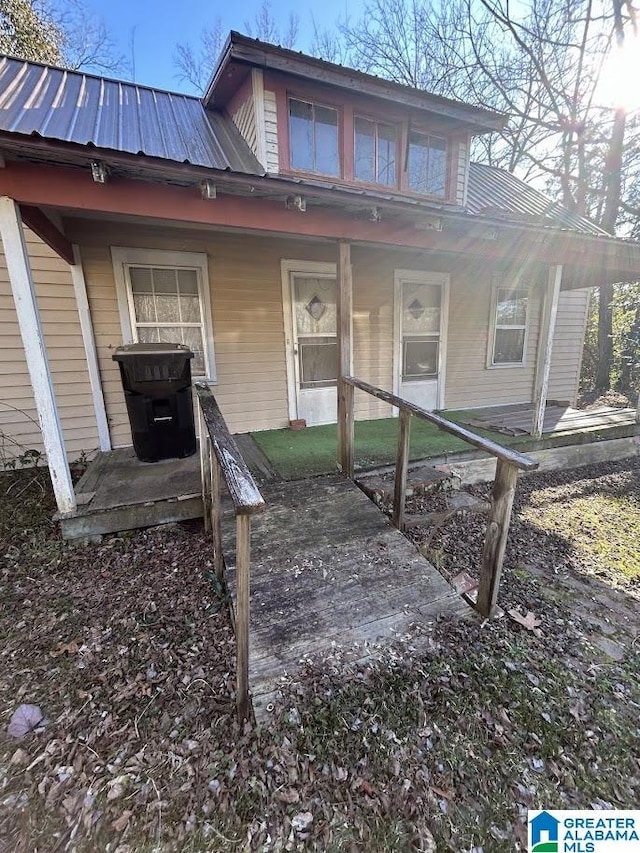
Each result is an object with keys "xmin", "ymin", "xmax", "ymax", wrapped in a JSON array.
[
  {"xmin": 1, "ymin": 148, "xmax": 640, "ymax": 526},
  {"xmin": 56, "ymin": 397, "xmax": 640, "ymax": 542}
]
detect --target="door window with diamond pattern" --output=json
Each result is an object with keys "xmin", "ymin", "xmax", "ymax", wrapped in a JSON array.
[
  {"xmin": 293, "ymin": 276, "xmax": 338, "ymax": 388},
  {"xmin": 401, "ymin": 281, "xmax": 441, "ymax": 380}
]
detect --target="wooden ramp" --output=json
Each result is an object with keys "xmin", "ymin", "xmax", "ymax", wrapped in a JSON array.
[{"xmin": 224, "ymin": 474, "xmax": 467, "ymax": 718}]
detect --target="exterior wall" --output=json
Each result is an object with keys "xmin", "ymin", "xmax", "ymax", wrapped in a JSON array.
[
  {"xmin": 10, "ymin": 219, "xmax": 588, "ymax": 453},
  {"xmin": 66, "ymin": 220, "xmax": 339, "ymax": 442},
  {"xmin": 455, "ymin": 134, "xmax": 471, "ymax": 206},
  {"xmin": 547, "ymin": 288, "xmax": 590, "ymax": 405},
  {"xmin": 444, "ymin": 261, "xmax": 542, "ymax": 409},
  {"xmin": 227, "ymin": 75, "xmax": 258, "ymax": 161},
  {"xmin": 263, "ymin": 89, "xmax": 279, "ymax": 173},
  {"xmin": 0, "ymin": 228, "xmax": 99, "ymax": 462}
]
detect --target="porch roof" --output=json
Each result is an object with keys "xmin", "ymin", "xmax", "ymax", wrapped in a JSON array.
[
  {"xmin": 1, "ymin": 53, "xmax": 639, "ymax": 287},
  {"xmin": 0, "ymin": 53, "xmax": 613, "ymax": 243},
  {"xmin": 0, "ymin": 55, "xmax": 262, "ymax": 175}
]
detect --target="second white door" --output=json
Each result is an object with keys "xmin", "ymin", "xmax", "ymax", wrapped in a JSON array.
[{"xmin": 395, "ymin": 271, "xmax": 448, "ymax": 411}]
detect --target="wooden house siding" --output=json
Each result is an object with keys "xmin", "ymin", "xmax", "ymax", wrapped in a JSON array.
[
  {"xmin": 441, "ymin": 263, "xmax": 542, "ymax": 409},
  {"xmin": 0, "ymin": 223, "xmax": 593, "ymax": 457},
  {"xmin": 456, "ymin": 134, "xmax": 470, "ymax": 206},
  {"xmin": 263, "ymin": 90, "xmax": 279, "ymax": 173},
  {"xmin": 67, "ymin": 221, "xmax": 343, "ymax": 440},
  {"xmin": 228, "ymin": 79, "xmax": 258, "ymax": 160},
  {"xmin": 547, "ymin": 288, "xmax": 590, "ymax": 404},
  {"xmin": 0, "ymin": 229, "xmax": 99, "ymax": 460}
]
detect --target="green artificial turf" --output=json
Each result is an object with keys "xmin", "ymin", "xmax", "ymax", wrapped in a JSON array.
[{"xmin": 251, "ymin": 412, "xmax": 511, "ymax": 479}]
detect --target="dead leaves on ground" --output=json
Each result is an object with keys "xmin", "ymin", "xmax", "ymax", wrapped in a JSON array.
[{"xmin": 508, "ymin": 608, "xmax": 543, "ymax": 637}]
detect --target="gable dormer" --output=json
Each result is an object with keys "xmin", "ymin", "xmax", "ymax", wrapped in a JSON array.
[{"xmin": 204, "ymin": 32, "xmax": 505, "ymax": 207}]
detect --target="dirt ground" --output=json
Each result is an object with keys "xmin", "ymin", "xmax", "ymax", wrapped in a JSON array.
[{"xmin": 0, "ymin": 457, "xmax": 638, "ymax": 852}]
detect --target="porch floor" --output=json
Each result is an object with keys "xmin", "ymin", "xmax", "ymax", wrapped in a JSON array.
[
  {"xmin": 222, "ymin": 473, "xmax": 467, "ymax": 719},
  {"xmin": 462, "ymin": 403, "xmax": 637, "ymax": 436},
  {"xmin": 59, "ymin": 447, "xmax": 202, "ymax": 539}
]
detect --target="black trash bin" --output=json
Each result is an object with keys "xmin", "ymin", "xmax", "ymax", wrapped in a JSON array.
[{"xmin": 113, "ymin": 343, "xmax": 197, "ymax": 463}]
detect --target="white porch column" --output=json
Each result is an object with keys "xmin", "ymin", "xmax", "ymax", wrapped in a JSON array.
[
  {"xmin": 531, "ymin": 264, "xmax": 562, "ymax": 438},
  {"xmin": 70, "ymin": 244, "xmax": 111, "ymax": 451},
  {"xmin": 0, "ymin": 197, "xmax": 76, "ymax": 514}
]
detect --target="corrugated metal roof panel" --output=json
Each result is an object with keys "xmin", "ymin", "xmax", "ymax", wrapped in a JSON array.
[
  {"xmin": 0, "ymin": 55, "xmax": 262, "ymax": 174},
  {"xmin": 467, "ymin": 162, "xmax": 607, "ymax": 237}
]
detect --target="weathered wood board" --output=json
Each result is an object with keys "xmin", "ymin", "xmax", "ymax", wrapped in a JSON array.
[
  {"xmin": 223, "ymin": 474, "xmax": 467, "ymax": 719},
  {"xmin": 467, "ymin": 405, "xmax": 636, "ymax": 436}
]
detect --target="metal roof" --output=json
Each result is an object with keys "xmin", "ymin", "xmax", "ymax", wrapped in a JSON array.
[
  {"xmin": 0, "ymin": 55, "xmax": 612, "ymax": 240},
  {"xmin": 0, "ymin": 56, "xmax": 262, "ymax": 174},
  {"xmin": 467, "ymin": 162, "xmax": 607, "ymax": 237}
]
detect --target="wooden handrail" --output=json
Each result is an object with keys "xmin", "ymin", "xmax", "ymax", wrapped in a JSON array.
[
  {"xmin": 196, "ymin": 384, "xmax": 266, "ymax": 515},
  {"xmin": 195, "ymin": 383, "xmax": 265, "ymax": 722},
  {"xmin": 343, "ymin": 376, "xmax": 539, "ymax": 472},
  {"xmin": 339, "ymin": 376, "xmax": 539, "ymax": 619}
]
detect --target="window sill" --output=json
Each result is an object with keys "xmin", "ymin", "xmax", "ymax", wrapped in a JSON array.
[{"xmin": 486, "ymin": 362, "xmax": 527, "ymax": 370}]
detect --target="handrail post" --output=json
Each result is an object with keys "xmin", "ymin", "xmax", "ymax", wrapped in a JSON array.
[
  {"xmin": 392, "ymin": 408, "xmax": 411, "ymax": 530},
  {"xmin": 211, "ymin": 453, "xmax": 224, "ymax": 580},
  {"xmin": 338, "ymin": 378, "xmax": 355, "ymax": 478},
  {"xmin": 476, "ymin": 459, "xmax": 519, "ymax": 618},
  {"xmin": 199, "ymin": 409, "xmax": 211, "ymax": 533},
  {"xmin": 235, "ymin": 513, "xmax": 251, "ymax": 721}
]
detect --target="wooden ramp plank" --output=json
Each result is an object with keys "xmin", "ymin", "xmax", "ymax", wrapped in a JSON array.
[{"xmin": 223, "ymin": 474, "xmax": 467, "ymax": 717}]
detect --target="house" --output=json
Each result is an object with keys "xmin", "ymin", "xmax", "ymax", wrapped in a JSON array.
[{"xmin": 1, "ymin": 31, "xmax": 640, "ymax": 517}]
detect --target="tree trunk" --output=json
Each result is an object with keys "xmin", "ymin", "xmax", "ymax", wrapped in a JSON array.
[
  {"xmin": 595, "ymin": 0, "xmax": 627, "ymax": 391},
  {"xmin": 595, "ymin": 283, "xmax": 614, "ymax": 390}
]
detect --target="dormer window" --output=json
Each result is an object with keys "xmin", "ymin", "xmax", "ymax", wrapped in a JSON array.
[
  {"xmin": 289, "ymin": 98, "xmax": 339, "ymax": 176},
  {"xmin": 407, "ymin": 131, "xmax": 447, "ymax": 196},
  {"xmin": 354, "ymin": 117, "xmax": 397, "ymax": 186}
]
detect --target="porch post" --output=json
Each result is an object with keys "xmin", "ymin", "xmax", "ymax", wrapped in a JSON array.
[
  {"xmin": 70, "ymin": 245, "xmax": 111, "ymax": 451},
  {"xmin": 0, "ymin": 197, "xmax": 76, "ymax": 514},
  {"xmin": 531, "ymin": 264, "xmax": 562, "ymax": 438},
  {"xmin": 337, "ymin": 241, "xmax": 354, "ymax": 477}
]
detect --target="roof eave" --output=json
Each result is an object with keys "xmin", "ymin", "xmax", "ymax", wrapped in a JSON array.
[{"xmin": 203, "ymin": 31, "xmax": 506, "ymax": 134}]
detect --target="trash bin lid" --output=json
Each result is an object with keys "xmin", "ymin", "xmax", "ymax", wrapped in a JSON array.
[{"xmin": 112, "ymin": 343, "xmax": 194, "ymax": 361}]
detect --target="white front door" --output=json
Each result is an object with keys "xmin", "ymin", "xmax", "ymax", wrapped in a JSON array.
[
  {"xmin": 288, "ymin": 270, "xmax": 338, "ymax": 425},
  {"xmin": 394, "ymin": 271, "xmax": 449, "ymax": 411}
]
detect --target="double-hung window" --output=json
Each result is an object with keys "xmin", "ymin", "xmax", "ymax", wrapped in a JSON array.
[
  {"xmin": 490, "ymin": 286, "xmax": 529, "ymax": 366},
  {"xmin": 354, "ymin": 116, "xmax": 397, "ymax": 186},
  {"xmin": 407, "ymin": 131, "xmax": 447, "ymax": 196},
  {"xmin": 289, "ymin": 98, "xmax": 340, "ymax": 176},
  {"xmin": 112, "ymin": 248, "xmax": 215, "ymax": 379}
]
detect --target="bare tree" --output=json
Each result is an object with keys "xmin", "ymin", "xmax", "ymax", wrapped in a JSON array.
[
  {"xmin": 244, "ymin": 0, "xmax": 298, "ymax": 48},
  {"xmin": 176, "ymin": 1, "xmax": 299, "ymax": 95},
  {"xmin": 341, "ymin": 0, "xmax": 640, "ymax": 390},
  {"xmin": 54, "ymin": 0, "xmax": 126, "ymax": 73},
  {"xmin": 175, "ymin": 17, "xmax": 225, "ymax": 93}
]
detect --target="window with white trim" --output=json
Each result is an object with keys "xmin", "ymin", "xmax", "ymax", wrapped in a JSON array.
[
  {"xmin": 490, "ymin": 286, "xmax": 529, "ymax": 366},
  {"xmin": 112, "ymin": 248, "xmax": 215, "ymax": 379}
]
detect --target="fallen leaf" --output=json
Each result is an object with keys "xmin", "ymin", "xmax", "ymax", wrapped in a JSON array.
[
  {"xmin": 291, "ymin": 811, "xmax": 313, "ymax": 832},
  {"xmin": 10, "ymin": 748, "xmax": 29, "ymax": 766},
  {"xmin": 7, "ymin": 705, "xmax": 47, "ymax": 738},
  {"xmin": 51, "ymin": 640, "xmax": 80, "ymax": 657},
  {"xmin": 276, "ymin": 787, "xmax": 299, "ymax": 804},
  {"xmin": 112, "ymin": 810, "xmax": 132, "ymax": 832},
  {"xmin": 508, "ymin": 608, "xmax": 543, "ymax": 637}
]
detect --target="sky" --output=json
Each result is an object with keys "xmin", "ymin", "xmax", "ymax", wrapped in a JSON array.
[{"xmin": 79, "ymin": 0, "xmax": 360, "ymax": 93}]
